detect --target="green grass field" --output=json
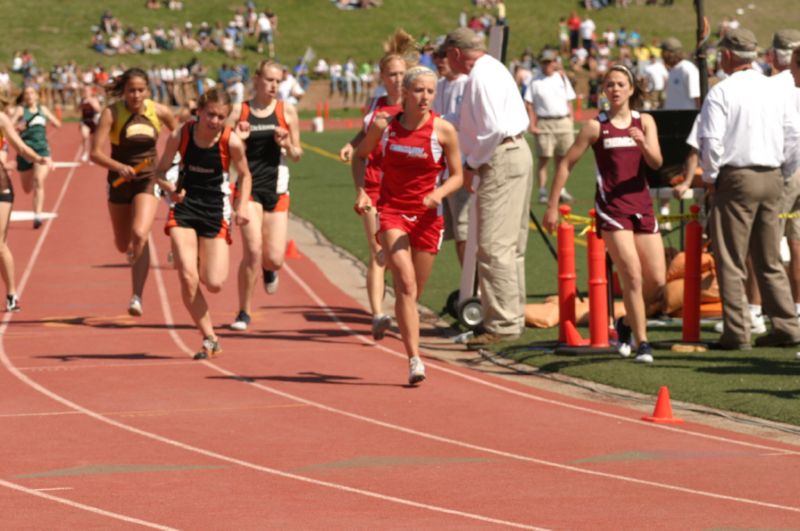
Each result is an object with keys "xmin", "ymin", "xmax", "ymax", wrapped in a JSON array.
[
  {"xmin": 2, "ymin": 1, "xmax": 793, "ymax": 75},
  {"xmin": 4, "ymin": 0, "xmax": 799, "ymax": 427},
  {"xmin": 292, "ymin": 130, "xmax": 800, "ymax": 429}
]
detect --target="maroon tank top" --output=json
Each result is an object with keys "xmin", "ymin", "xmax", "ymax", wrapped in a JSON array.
[{"xmin": 591, "ymin": 111, "xmax": 653, "ymax": 216}]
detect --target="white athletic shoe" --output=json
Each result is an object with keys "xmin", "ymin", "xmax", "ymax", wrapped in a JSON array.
[
  {"xmin": 559, "ymin": 188, "xmax": 575, "ymax": 203},
  {"xmin": 263, "ymin": 269, "xmax": 279, "ymax": 295},
  {"xmin": 229, "ymin": 310, "xmax": 251, "ymax": 331},
  {"xmin": 537, "ymin": 188, "xmax": 548, "ymax": 204},
  {"xmin": 713, "ymin": 312, "xmax": 766, "ymax": 334},
  {"xmin": 6, "ymin": 294, "xmax": 20, "ymax": 312},
  {"xmin": 408, "ymin": 356, "xmax": 426, "ymax": 385},
  {"xmin": 128, "ymin": 295, "xmax": 143, "ymax": 317},
  {"xmin": 371, "ymin": 314, "xmax": 392, "ymax": 340}
]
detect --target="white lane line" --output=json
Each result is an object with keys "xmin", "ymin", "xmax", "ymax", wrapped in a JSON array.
[
  {"xmin": 0, "ymin": 146, "xmax": 542, "ymax": 529},
  {"xmin": 35, "ymin": 487, "xmax": 73, "ymax": 492},
  {"xmin": 0, "ymin": 479, "xmax": 175, "ymax": 531},
  {"xmin": 147, "ymin": 239, "xmax": 542, "ymax": 529},
  {"xmin": 0, "ymin": 150, "xmax": 178, "ymax": 531},
  {"xmin": 150, "ymin": 240, "xmax": 800, "ymax": 515},
  {"xmin": 284, "ymin": 263, "xmax": 800, "ymax": 457}
]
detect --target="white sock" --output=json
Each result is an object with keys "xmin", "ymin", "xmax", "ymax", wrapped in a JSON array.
[
  {"xmin": 660, "ymin": 204, "xmax": 670, "ymax": 216},
  {"xmin": 795, "ymin": 303, "xmax": 800, "ymax": 316},
  {"xmin": 748, "ymin": 304, "xmax": 762, "ymax": 318}
]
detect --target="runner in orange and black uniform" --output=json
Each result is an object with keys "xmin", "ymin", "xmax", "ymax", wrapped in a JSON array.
[
  {"xmin": 227, "ymin": 61, "xmax": 302, "ymax": 332},
  {"xmin": 0, "ymin": 104, "xmax": 48, "ymax": 312},
  {"xmin": 91, "ymin": 68, "xmax": 177, "ymax": 317},
  {"xmin": 156, "ymin": 88, "xmax": 251, "ymax": 359}
]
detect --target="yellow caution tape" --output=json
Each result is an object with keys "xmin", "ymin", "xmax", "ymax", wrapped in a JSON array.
[
  {"xmin": 656, "ymin": 213, "xmax": 698, "ymax": 223},
  {"xmin": 563, "ymin": 214, "xmax": 592, "ymax": 226},
  {"xmin": 300, "ymin": 141, "xmax": 346, "ymax": 163},
  {"xmin": 779, "ymin": 211, "xmax": 800, "ymax": 219}
]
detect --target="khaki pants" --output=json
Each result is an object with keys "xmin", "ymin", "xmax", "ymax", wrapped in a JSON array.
[
  {"xmin": 709, "ymin": 166, "xmax": 800, "ymax": 345},
  {"xmin": 475, "ymin": 136, "xmax": 534, "ymax": 336}
]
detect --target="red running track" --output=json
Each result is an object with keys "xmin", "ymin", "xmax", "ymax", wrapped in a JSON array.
[{"xmin": 1, "ymin": 127, "xmax": 799, "ymax": 529}]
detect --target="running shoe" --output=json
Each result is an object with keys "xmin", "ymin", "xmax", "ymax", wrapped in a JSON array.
[
  {"xmin": 6, "ymin": 294, "xmax": 20, "ymax": 313},
  {"xmin": 635, "ymin": 341, "xmax": 654, "ymax": 364},
  {"xmin": 194, "ymin": 336, "xmax": 222, "ymax": 360},
  {"xmin": 230, "ymin": 310, "xmax": 251, "ymax": 331},
  {"xmin": 372, "ymin": 314, "xmax": 392, "ymax": 340},
  {"xmin": 263, "ymin": 269, "xmax": 279, "ymax": 294},
  {"xmin": 559, "ymin": 188, "xmax": 575, "ymax": 203},
  {"xmin": 408, "ymin": 356, "xmax": 426, "ymax": 385},
  {"xmin": 32, "ymin": 217, "xmax": 42, "ymax": 230},
  {"xmin": 614, "ymin": 317, "xmax": 632, "ymax": 346},
  {"xmin": 128, "ymin": 295, "xmax": 143, "ymax": 317},
  {"xmin": 537, "ymin": 187, "xmax": 548, "ymax": 204}
]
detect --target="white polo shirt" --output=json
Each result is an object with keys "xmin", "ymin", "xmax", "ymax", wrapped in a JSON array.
[
  {"xmin": 458, "ymin": 54, "xmax": 530, "ymax": 168},
  {"xmin": 433, "ymin": 74, "xmax": 467, "ymax": 127},
  {"xmin": 664, "ymin": 59, "xmax": 700, "ymax": 110},
  {"xmin": 524, "ymin": 71, "xmax": 576, "ymax": 118}
]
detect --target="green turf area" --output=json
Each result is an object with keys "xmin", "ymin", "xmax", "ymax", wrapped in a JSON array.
[
  {"xmin": 292, "ymin": 130, "xmax": 800, "ymax": 428},
  {"xmin": 2, "ymin": 1, "xmax": 792, "ymax": 74}
]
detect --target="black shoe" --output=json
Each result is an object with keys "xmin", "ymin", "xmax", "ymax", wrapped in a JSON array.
[
  {"xmin": 634, "ymin": 342, "xmax": 654, "ymax": 363},
  {"xmin": 263, "ymin": 269, "xmax": 279, "ymax": 294},
  {"xmin": 6, "ymin": 294, "xmax": 20, "ymax": 312},
  {"xmin": 709, "ymin": 341, "xmax": 752, "ymax": 351},
  {"xmin": 33, "ymin": 217, "xmax": 42, "ymax": 230},
  {"xmin": 229, "ymin": 310, "xmax": 251, "ymax": 331},
  {"xmin": 615, "ymin": 317, "xmax": 632, "ymax": 345},
  {"xmin": 754, "ymin": 331, "xmax": 800, "ymax": 348}
]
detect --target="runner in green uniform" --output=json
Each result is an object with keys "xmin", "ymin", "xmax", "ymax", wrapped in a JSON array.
[{"xmin": 11, "ymin": 86, "xmax": 61, "ymax": 229}]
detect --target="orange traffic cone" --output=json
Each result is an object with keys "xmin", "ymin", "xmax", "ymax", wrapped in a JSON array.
[
  {"xmin": 285, "ymin": 239, "xmax": 300, "ymax": 259},
  {"xmin": 642, "ymin": 386, "xmax": 684, "ymax": 424},
  {"xmin": 563, "ymin": 320, "xmax": 590, "ymax": 347}
]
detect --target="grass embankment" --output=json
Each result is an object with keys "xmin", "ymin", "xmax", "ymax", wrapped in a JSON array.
[
  {"xmin": 291, "ymin": 130, "xmax": 800, "ymax": 428},
  {"xmin": 3, "ymin": 1, "xmax": 792, "ymax": 75}
]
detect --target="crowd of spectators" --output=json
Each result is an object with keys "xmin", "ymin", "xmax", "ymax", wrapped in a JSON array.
[{"xmin": 90, "ymin": 3, "xmax": 278, "ymax": 60}]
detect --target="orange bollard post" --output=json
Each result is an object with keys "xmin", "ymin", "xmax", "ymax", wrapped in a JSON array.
[
  {"xmin": 324, "ymin": 99, "xmax": 330, "ymax": 121},
  {"xmin": 682, "ymin": 204, "xmax": 702, "ymax": 342},
  {"xmin": 557, "ymin": 205, "xmax": 576, "ymax": 344},
  {"xmin": 587, "ymin": 210, "xmax": 610, "ymax": 348}
]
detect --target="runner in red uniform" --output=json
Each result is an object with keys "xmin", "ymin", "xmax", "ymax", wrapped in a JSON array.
[
  {"xmin": 355, "ymin": 66, "xmax": 463, "ymax": 384},
  {"xmin": 340, "ymin": 29, "xmax": 416, "ymax": 341},
  {"xmin": 543, "ymin": 64, "xmax": 665, "ymax": 363}
]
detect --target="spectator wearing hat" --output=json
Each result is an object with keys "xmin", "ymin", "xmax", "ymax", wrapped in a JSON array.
[
  {"xmin": 699, "ymin": 28, "xmax": 800, "ymax": 350},
  {"xmin": 524, "ymin": 49, "xmax": 576, "ymax": 205},
  {"xmin": 443, "ymin": 27, "xmax": 533, "ymax": 348},
  {"xmin": 432, "ymin": 44, "xmax": 470, "ymax": 265},
  {"xmin": 661, "ymin": 37, "xmax": 700, "ymax": 110},
  {"xmin": 769, "ymin": 29, "xmax": 800, "ymax": 320}
]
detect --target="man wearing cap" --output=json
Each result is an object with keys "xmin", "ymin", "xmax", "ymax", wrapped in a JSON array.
[
  {"xmin": 699, "ymin": 28, "xmax": 800, "ymax": 349},
  {"xmin": 443, "ymin": 27, "xmax": 533, "ymax": 348},
  {"xmin": 770, "ymin": 29, "xmax": 800, "ymax": 322},
  {"xmin": 661, "ymin": 37, "xmax": 700, "ymax": 110},
  {"xmin": 524, "ymin": 49, "xmax": 576, "ymax": 205}
]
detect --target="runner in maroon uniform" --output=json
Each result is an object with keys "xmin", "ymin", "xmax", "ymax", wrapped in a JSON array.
[
  {"xmin": 226, "ymin": 61, "xmax": 302, "ymax": 332},
  {"xmin": 340, "ymin": 29, "xmax": 416, "ymax": 341},
  {"xmin": 543, "ymin": 65, "xmax": 665, "ymax": 363},
  {"xmin": 355, "ymin": 66, "xmax": 463, "ymax": 384},
  {"xmin": 155, "ymin": 88, "xmax": 251, "ymax": 360}
]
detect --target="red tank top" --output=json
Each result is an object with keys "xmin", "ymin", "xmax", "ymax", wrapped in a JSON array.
[
  {"xmin": 378, "ymin": 112, "xmax": 444, "ymax": 212},
  {"xmin": 363, "ymin": 96, "xmax": 402, "ymax": 188},
  {"xmin": 591, "ymin": 111, "xmax": 652, "ymax": 215}
]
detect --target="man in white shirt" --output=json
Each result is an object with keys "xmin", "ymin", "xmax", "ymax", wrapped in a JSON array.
[
  {"xmin": 524, "ymin": 49, "xmax": 576, "ymax": 204},
  {"xmin": 433, "ymin": 45, "xmax": 470, "ymax": 265},
  {"xmin": 661, "ymin": 37, "xmax": 700, "ymax": 110},
  {"xmin": 444, "ymin": 28, "xmax": 533, "ymax": 348},
  {"xmin": 643, "ymin": 58, "xmax": 668, "ymax": 108},
  {"xmin": 277, "ymin": 67, "xmax": 304, "ymax": 105},
  {"xmin": 699, "ymin": 28, "xmax": 800, "ymax": 349},
  {"xmin": 579, "ymin": 17, "xmax": 595, "ymax": 51},
  {"xmin": 769, "ymin": 29, "xmax": 800, "ymax": 322}
]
